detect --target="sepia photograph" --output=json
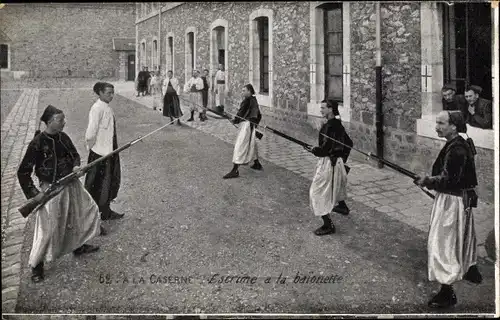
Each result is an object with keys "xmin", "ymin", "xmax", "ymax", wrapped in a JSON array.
[{"xmin": 1, "ymin": 1, "xmax": 498, "ymax": 318}]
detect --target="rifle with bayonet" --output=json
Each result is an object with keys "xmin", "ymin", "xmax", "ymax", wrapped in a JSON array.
[
  {"xmin": 18, "ymin": 117, "xmax": 180, "ymax": 218},
  {"xmin": 320, "ymin": 133, "xmax": 435, "ymax": 199},
  {"xmin": 178, "ymin": 95, "xmax": 312, "ymax": 147},
  {"xmin": 178, "ymin": 96, "xmax": 265, "ymax": 138}
]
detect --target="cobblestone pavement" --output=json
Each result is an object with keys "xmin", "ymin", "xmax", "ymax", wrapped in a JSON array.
[
  {"xmin": 1, "ymin": 89, "xmax": 39, "ymax": 312},
  {"xmin": 0, "ymin": 82, "xmax": 495, "ymax": 315},
  {"xmin": 114, "ymin": 81, "xmax": 495, "ymax": 260}
]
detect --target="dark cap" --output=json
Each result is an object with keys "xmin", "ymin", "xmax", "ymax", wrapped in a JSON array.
[
  {"xmin": 447, "ymin": 111, "xmax": 467, "ymax": 133},
  {"xmin": 40, "ymin": 105, "xmax": 63, "ymax": 124},
  {"xmin": 322, "ymin": 99, "xmax": 340, "ymax": 116},
  {"xmin": 442, "ymin": 83, "xmax": 457, "ymax": 92},
  {"xmin": 466, "ymin": 85, "xmax": 482, "ymax": 95}
]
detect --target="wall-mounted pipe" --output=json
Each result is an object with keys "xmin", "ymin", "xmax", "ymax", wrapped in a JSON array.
[
  {"xmin": 375, "ymin": 2, "xmax": 384, "ymax": 168},
  {"xmin": 158, "ymin": 2, "xmax": 161, "ymax": 72}
]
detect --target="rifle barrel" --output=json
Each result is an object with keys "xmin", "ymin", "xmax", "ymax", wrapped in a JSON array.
[
  {"xmin": 319, "ymin": 133, "xmax": 434, "ymax": 199},
  {"xmin": 18, "ymin": 118, "xmax": 179, "ymax": 218},
  {"xmin": 179, "ymin": 95, "xmax": 309, "ymax": 147},
  {"xmin": 267, "ymin": 128, "xmax": 311, "ymax": 148}
]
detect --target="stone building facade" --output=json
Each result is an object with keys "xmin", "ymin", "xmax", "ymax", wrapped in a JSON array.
[
  {"xmin": 146, "ymin": 2, "xmax": 496, "ymax": 202},
  {"xmin": 0, "ymin": 3, "xmax": 136, "ymax": 80}
]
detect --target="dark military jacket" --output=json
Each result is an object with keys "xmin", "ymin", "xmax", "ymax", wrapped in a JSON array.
[
  {"xmin": 424, "ymin": 135, "xmax": 478, "ymax": 195},
  {"xmin": 312, "ymin": 118, "xmax": 353, "ymax": 165},
  {"xmin": 17, "ymin": 131, "xmax": 80, "ymax": 199},
  {"xmin": 234, "ymin": 96, "xmax": 262, "ymax": 126}
]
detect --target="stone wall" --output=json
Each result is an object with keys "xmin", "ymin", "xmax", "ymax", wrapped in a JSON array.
[
  {"xmin": 0, "ymin": 3, "xmax": 135, "ymax": 79},
  {"xmin": 348, "ymin": 2, "xmax": 421, "ymax": 156},
  {"xmin": 137, "ymin": 2, "xmax": 495, "ymax": 204},
  {"xmin": 137, "ymin": 2, "xmax": 311, "ymax": 133}
]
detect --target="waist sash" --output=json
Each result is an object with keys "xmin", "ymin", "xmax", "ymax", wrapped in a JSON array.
[
  {"xmin": 217, "ymin": 80, "xmax": 225, "ymax": 84},
  {"xmin": 439, "ymin": 188, "xmax": 478, "ymax": 208}
]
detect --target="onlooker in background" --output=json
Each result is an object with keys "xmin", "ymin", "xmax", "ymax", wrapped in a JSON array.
[
  {"xmin": 150, "ymin": 71, "xmax": 161, "ymax": 111},
  {"xmin": 136, "ymin": 67, "xmax": 150, "ymax": 97},
  {"xmin": 183, "ymin": 70, "xmax": 204, "ymax": 122},
  {"xmin": 214, "ymin": 63, "xmax": 226, "ymax": 114},
  {"xmin": 147, "ymin": 68, "xmax": 154, "ymax": 95},
  {"xmin": 441, "ymin": 84, "xmax": 467, "ymax": 113},
  {"xmin": 464, "ymin": 85, "xmax": 492, "ymax": 129},
  {"xmin": 162, "ymin": 70, "xmax": 183, "ymax": 125},
  {"xmin": 200, "ymin": 69, "xmax": 210, "ymax": 121}
]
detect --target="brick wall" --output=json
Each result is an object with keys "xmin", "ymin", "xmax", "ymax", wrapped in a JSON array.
[{"xmin": 0, "ymin": 3, "xmax": 135, "ymax": 79}]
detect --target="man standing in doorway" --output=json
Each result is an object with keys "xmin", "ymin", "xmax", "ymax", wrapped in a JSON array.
[
  {"xmin": 214, "ymin": 63, "xmax": 226, "ymax": 114},
  {"xmin": 184, "ymin": 69, "xmax": 204, "ymax": 122}
]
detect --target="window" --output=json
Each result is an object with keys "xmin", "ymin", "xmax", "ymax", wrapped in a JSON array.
[
  {"xmin": 187, "ymin": 31, "xmax": 194, "ymax": 73},
  {"xmin": 257, "ymin": 17, "xmax": 269, "ymax": 94},
  {"xmin": 167, "ymin": 36, "xmax": 174, "ymax": 71},
  {"xmin": 443, "ymin": 3, "xmax": 492, "ymax": 99},
  {"xmin": 141, "ymin": 41, "xmax": 146, "ymax": 67},
  {"xmin": 152, "ymin": 39, "xmax": 158, "ymax": 70},
  {"xmin": 0, "ymin": 44, "xmax": 8, "ymax": 69},
  {"xmin": 184, "ymin": 27, "xmax": 197, "ymax": 80},
  {"xmin": 215, "ymin": 26, "xmax": 225, "ymax": 67},
  {"xmin": 249, "ymin": 9, "xmax": 273, "ymax": 107},
  {"xmin": 323, "ymin": 4, "xmax": 343, "ymax": 102}
]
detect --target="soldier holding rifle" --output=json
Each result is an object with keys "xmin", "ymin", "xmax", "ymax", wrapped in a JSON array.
[
  {"xmin": 414, "ymin": 111, "xmax": 482, "ymax": 308},
  {"xmin": 222, "ymin": 84, "xmax": 263, "ymax": 179},
  {"xmin": 17, "ymin": 105, "xmax": 101, "ymax": 283},
  {"xmin": 304, "ymin": 100, "xmax": 353, "ymax": 236}
]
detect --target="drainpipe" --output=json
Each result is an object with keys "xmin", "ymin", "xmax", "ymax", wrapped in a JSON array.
[
  {"xmin": 135, "ymin": 5, "xmax": 139, "ymax": 83},
  {"xmin": 158, "ymin": 3, "xmax": 161, "ymax": 72},
  {"xmin": 375, "ymin": 2, "xmax": 384, "ymax": 168}
]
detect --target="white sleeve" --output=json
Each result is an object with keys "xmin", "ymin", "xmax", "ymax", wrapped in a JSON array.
[
  {"xmin": 85, "ymin": 105, "xmax": 102, "ymax": 150},
  {"xmin": 195, "ymin": 78, "xmax": 204, "ymax": 90},
  {"xmin": 174, "ymin": 79, "xmax": 180, "ymax": 92},
  {"xmin": 183, "ymin": 79, "xmax": 191, "ymax": 92},
  {"xmin": 162, "ymin": 79, "xmax": 168, "ymax": 92}
]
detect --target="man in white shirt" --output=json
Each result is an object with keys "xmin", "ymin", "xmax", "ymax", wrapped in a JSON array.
[
  {"xmin": 183, "ymin": 69, "xmax": 204, "ymax": 122},
  {"xmin": 84, "ymin": 82, "xmax": 123, "ymax": 221},
  {"xmin": 214, "ymin": 64, "xmax": 226, "ymax": 114}
]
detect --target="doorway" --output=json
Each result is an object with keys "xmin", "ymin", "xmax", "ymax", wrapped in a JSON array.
[{"xmin": 128, "ymin": 54, "xmax": 136, "ymax": 81}]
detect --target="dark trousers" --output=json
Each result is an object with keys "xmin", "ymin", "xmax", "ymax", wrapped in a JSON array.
[
  {"xmin": 84, "ymin": 150, "xmax": 121, "ymax": 215},
  {"xmin": 84, "ymin": 125, "xmax": 121, "ymax": 215},
  {"xmin": 202, "ymin": 90, "xmax": 208, "ymax": 108}
]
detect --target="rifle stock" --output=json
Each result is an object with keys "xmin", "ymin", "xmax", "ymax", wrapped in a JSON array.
[
  {"xmin": 17, "ymin": 141, "xmax": 136, "ymax": 218},
  {"xmin": 18, "ymin": 197, "xmax": 40, "ymax": 218}
]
